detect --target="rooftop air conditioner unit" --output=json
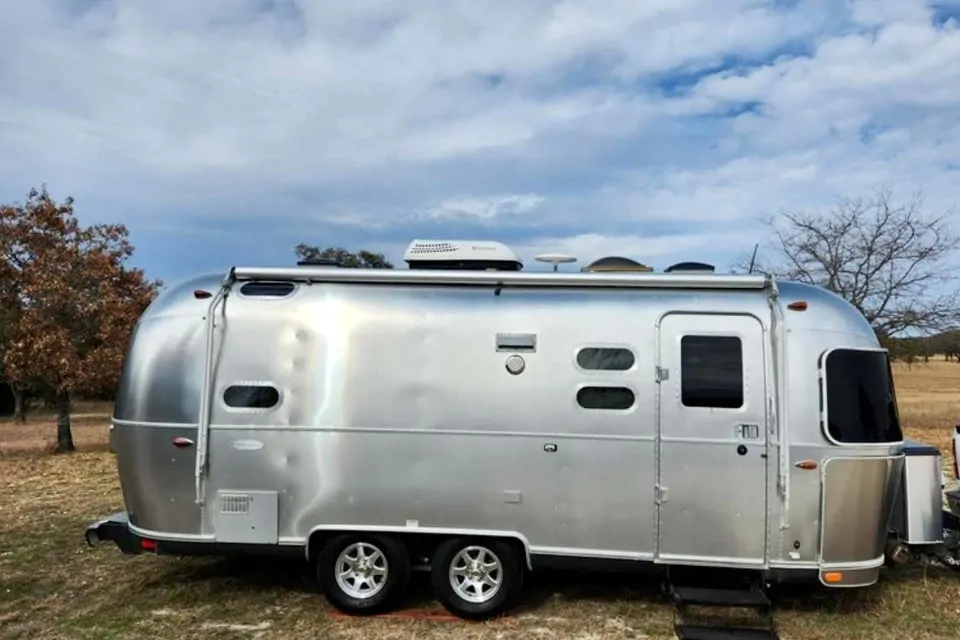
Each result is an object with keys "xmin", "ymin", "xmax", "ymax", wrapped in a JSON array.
[{"xmin": 403, "ymin": 239, "xmax": 523, "ymax": 271}]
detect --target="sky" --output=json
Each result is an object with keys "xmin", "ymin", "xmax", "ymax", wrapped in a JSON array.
[{"xmin": 1, "ymin": 0, "xmax": 960, "ymax": 287}]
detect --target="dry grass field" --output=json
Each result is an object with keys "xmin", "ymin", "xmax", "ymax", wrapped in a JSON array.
[{"xmin": 3, "ymin": 361, "xmax": 960, "ymax": 639}]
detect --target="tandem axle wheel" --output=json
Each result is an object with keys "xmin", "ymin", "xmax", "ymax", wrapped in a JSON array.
[{"xmin": 312, "ymin": 532, "xmax": 526, "ymax": 621}]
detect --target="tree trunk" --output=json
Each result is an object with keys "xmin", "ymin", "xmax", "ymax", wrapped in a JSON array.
[
  {"xmin": 55, "ymin": 390, "xmax": 75, "ymax": 453},
  {"xmin": 12, "ymin": 386, "xmax": 26, "ymax": 423}
]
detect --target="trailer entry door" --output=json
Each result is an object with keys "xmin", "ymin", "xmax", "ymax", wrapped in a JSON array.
[{"xmin": 656, "ymin": 312, "xmax": 768, "ymax": 566}]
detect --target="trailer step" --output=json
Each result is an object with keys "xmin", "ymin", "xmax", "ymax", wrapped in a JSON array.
[
  {"xmin": 664, "ymin": 569, "xmax": 778, "ymax": 640},
  {"xmin": 669, "ymin": 585, "xmax": 771, "ymax": 609},
  {"xmin": 675, "ymin": 624, "xmax": 778, "ymax": 640}
]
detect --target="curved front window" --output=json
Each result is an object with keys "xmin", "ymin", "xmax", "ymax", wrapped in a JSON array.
[{"xmin": 823, "ymin": 349, "xmax": 902, "ymax": 444}]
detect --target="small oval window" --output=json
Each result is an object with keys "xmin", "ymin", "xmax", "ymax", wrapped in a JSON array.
[
  {"xmin": 577, "ymin": 347, "xmax": 635, "ymax": 371},
  {"xmin": 239, "ymin": 281, "xmax": 296, "ymax": 297},
  {"xmin": 576, "ymin": 386, "xmax": 635, "ymax": 410},
  {"xmin": 223, "ymin": 385, "xmax": 280, "ymax": 409}
]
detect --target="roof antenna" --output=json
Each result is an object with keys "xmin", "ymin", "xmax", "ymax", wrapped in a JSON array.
[
  {"xmin": 535, "ymin": 253, "xmax": 578, "ymax": 272},
  {"xmin": 747, "ymin": 243, "xmax": 759, "ymax": 274}
]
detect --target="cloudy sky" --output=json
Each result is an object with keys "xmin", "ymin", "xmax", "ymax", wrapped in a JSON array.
[{"xmin": 2, "ymin": 0, "xmax": 959, "ymax": 284}]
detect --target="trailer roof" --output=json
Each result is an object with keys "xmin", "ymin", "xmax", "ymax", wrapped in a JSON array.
[{"xmin": 229, "ymin": 266, "xmax": 773, "ymax": 291}]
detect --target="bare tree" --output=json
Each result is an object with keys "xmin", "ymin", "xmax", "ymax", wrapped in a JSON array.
[{"xmin": 738, "ymin": 186, "xmax": 960, "ymax": 339}]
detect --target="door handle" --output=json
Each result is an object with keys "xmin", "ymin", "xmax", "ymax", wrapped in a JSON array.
[{"xmin": 736, "ymin": 423, "xmax": 761, "ymax": 440}]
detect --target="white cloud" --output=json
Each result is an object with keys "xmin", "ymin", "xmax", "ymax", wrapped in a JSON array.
[
  {"xmin": 420, "ymin": 194, "xmax": 545, "ymax": 223},
  {"xmin": 1, "ymin": 0, "xmax": 959, "ymax": 281}
]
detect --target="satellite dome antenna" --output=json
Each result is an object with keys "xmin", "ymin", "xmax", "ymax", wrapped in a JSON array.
[{"xmin": 535, "ymin": 253, "xmax": 577, "ymax": 272}]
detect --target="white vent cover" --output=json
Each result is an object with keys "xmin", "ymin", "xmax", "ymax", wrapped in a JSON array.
[
  {"xmin": 220, "ymin": 493, "xmax": 251, "ymax": 514},
  {"xmin": 403, "ymin": 239, "xmax": 522, "ymax": 266},
  {"xmin": 214, "ymin": 490, "xmax": 279, "ymax": 545}
]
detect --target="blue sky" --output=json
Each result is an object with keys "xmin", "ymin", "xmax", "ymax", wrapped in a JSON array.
[{"xmin": 2, "ymin": 0, "xmax": 960, "ymax": 286}]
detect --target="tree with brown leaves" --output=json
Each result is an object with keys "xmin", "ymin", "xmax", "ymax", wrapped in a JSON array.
[
  {"xmin": 0, "ymin": 211, "xmax": 27, "ymax": 421},
  {"xmin": 0, "ymin": 187, "xmax": 161, "ymax": 452},
  {"xmin": 295, "ymin": 243, "xmax": 394, "ymax": 268},
  {"xmin": 740, "ymin": 186, "xmax": 960, "ymax": 340}
]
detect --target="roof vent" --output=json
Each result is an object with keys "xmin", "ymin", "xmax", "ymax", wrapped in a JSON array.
[
  {"xmin": 664, "ymin": 261, "xmax": 715, "ymax": 274},
  {"xmin": 296, "ymin": 257, "xmax": 341, "ymax": 267},
  {"xmin": 581, "ymin": 256, "xmax": 653, "ymax": 273},
  {"xmin": 404, "ymin": 239, "xmax": 523, "ymax": 271}
]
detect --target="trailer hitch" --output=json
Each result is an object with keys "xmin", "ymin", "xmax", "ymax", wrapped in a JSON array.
[{"xmin": 936, "ymin": 514, "xmax": 960, "ymax": 571}]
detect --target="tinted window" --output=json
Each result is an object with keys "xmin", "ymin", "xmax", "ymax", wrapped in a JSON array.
[
  {"xmin": 223, "ymin": 385, "xmax": 280, "ymax": 409},
  {"xmin": 240, "ymin": 281, "xmax": 295, "ymax": 297},
  {"xmin": 577, "ymin": 347, "xmax": 635, "ymax": 371},
  {"xmin": 577, "ymin": 386, "xmax": 635, "ymax": 410},
  {"xmin": 824, "ymin": 349, "xmax": 902, "ymax": 444},
  {"xmin": 680, "ymin": 336, "xmax": 743, "ymax": 409}
]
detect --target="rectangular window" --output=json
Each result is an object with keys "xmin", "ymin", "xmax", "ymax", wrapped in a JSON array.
[
  {"xmin": 577, "ymin": 347, "xmax": 635, "ymax": 371},
  {"xmin": 823, "ymin": 349, "xmax": 902, "ymax": 444},
  {"xmin": 577, "ymin": 386, "xmax": 636, "ymax": 410},
  {"xmin": 680, "ymin": 335, "xmax": 744, "ymax": 409},
  {"xmin": 223, "ymin": 384, "xmax": 280, "ymax": 409}
]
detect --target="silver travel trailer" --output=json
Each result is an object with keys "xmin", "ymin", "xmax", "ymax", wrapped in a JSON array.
[{"xmin": 85, "ymin": 239, "xmax": 960, "ymax": 636}]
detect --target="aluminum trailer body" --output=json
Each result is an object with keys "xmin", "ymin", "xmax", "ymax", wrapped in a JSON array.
[{"xmin": 85, "ymin": 245, "xmax": 958, "ymax": 620}]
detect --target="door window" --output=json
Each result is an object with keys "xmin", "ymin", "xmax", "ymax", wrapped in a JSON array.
[{"xmin": 680, "ymin": 335, "xmax": 744, "ymax": 409}]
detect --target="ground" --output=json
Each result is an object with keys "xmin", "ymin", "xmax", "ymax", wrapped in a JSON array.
[{"xmin": 3, "ymin": 362, "xmax": 960, "ymax": 639}]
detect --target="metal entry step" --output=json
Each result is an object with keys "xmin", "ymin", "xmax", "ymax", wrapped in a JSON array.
[
  {"xmin": 664, "ymin": 569, "xmax": 779, "ymax": 640},
  {"xmin": 676, "ymin": 625, "xmax": 778, "ymax": 640},
  {"xmin": 668, "ymin": 585, "xmax": 771, "ymax": 610}
]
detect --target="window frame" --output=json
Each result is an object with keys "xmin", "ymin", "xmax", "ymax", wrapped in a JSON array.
[
  {"xmin": 219, "ymin": 381, "xmax": 284, "ymax": 414},
  {"xmin": 575, "ymin": 383, "xmax": 638, "ymax": 412},
  {"xmin": 818, "ymin": 346, "xmax": 904, "ymax": 447},
  {"xmin": 678, "ymin": 333, "xmax": 745, "ymax": 410}
]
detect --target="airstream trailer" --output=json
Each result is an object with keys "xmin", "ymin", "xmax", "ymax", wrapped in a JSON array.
[{"xmin": 85, "ymin": 239, "xmax": 960, "ymax": 633}]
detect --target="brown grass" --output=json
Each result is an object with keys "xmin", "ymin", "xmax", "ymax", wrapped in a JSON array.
[{"xmin": 3, "ymin": 364, "xmax": 960, "ymax": 639}]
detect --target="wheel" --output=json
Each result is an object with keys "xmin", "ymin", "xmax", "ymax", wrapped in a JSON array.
[
  {"xmin": 316, "ymin": 534, "xmax": 410, "ymax": 615},
  {"xmin": 430, "ymin": 537, "xmax": 524, "ymax": 620}
]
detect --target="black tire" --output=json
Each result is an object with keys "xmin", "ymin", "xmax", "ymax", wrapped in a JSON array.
[
  {"xmin": 316, "ymin": 533, "xmax": 410, "ymax": 615},
  {"xmin": 430, "ymin": 537, "xmax": 524, "ymax": 621}
]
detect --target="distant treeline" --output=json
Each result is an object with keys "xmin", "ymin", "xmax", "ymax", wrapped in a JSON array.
[
  {"xmin": 0, "ymin": 382, "xmax": 113, "ymax": 416},
  {"xmin": 885, "ymin": 331, "xmax": 960, "ymax": 364}
]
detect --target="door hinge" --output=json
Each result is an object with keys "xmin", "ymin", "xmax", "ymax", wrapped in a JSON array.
[
  {"xmin": 655, "ymin": 485, "xmax": 669, "ymax": 504},
  {"xmin": 655, "ymin": 366, "xmax": 669, "ymax": 382}
]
